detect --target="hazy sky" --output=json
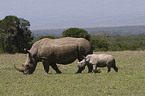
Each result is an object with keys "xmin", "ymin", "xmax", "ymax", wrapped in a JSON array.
[{"xmin": 0, "ymin": 0, "xmax": 145, "ymax": 29}]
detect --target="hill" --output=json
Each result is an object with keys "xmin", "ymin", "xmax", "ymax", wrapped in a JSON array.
[{"xmin": 31, "ymin": 25, "xmax": 145, "ymax": 37}]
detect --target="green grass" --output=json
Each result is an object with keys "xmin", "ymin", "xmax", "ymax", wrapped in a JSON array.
[{"xmin": 0, "ymin": 51, "xmax": 145, "ymax": 96}]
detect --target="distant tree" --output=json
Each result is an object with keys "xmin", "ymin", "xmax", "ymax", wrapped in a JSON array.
[
  {"xmin": 0, "ymin": 15, "xmax": 33, "ymax": 53},
  {"xmin": 39, "ymin": 35, "xmax": 55, "ymax": 40},
  {"xmin": 91, "ymin": 36, "xmax": 109, "ymax": 51},
  {"xmin": 62, "ymin": 28, "xmax": 91, "ymax": 41}
]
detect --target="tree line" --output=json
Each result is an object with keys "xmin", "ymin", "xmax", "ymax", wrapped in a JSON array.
[
  {"xmin": 0, "ymin": 16, "xmax": 33, "ymax": 53},
  {"xmin": 62, "ymin": 29, "xmax": 145, "ymax": 51},
  {"xmin": 0, "ymin": 15, "xmax": 145, "ymax": 53}
]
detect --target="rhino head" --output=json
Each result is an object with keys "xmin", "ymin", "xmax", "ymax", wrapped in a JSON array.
[
  {"xmin": 78, "ymin": 56, "xmax": 90, "ymax": 68},
  {"xmin": 14, "ymin": 49, "xmax": 37, "ymax": 74}
]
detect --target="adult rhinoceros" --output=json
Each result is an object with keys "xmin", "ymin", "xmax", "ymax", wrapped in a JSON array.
[{"xmin": 14, "ymin": 37, "xmax": 93, "ymax": 74}]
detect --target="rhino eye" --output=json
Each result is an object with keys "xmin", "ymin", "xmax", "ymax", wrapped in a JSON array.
[{"xmin": 26, "ymin": 65, "xmax": 29, "ymax": 67}]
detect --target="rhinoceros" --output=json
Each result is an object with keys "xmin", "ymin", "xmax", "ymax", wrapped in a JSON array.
[
  {"xmin": 78, "ymin": 54, "xmax": 118, "ymax": 73},
  {"xmin": 14, "ymin": 37, "xmax": 93, "ymax": 74}
]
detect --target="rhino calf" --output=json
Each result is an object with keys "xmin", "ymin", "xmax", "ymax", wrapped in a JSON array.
[{"xmin": 78, "ymin": 54, "xmax": 118, "ymax": 73}]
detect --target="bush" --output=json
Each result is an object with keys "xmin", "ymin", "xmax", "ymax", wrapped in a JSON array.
[
  {"xmin": 39, "ymin": 35, "xmax": 55, "ymax": 40},
  {"xmin": 62, "ymin": 28, "xmax": 91, "ymax": 41},
  {"xmin": 107, "ymin": 35, "xmax": 145, "ymax": 51},
  {"xmin": 91, "ymin": 36, "xmax": 109, "ymax": 51}
]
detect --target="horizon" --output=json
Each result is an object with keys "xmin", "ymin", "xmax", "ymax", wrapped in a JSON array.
[
  {"xmin": 1, "ymin": 0, "xmax": 145, "ymax": 30},
  {"xmin": 30, "ymin": 23, "xmax": 145, "ymax": 30}
]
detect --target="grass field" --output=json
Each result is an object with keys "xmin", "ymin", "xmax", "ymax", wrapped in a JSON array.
[{"xmin": 0, "ymin": 51, "xmax": 145, "ymax": 96}]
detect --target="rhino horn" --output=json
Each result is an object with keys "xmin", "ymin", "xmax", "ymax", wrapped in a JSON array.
[
  {"xmin": 14, "ymin": 64, "xmax": 26, "ymax": 72},
  {"xmin": 24, "ymin": 48, "xmax": 31, "ymax": 54}
]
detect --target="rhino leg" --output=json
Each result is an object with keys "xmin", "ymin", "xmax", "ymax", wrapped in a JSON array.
[
  {"xmin": 76, "ymin": 67, "xmax": 85, "ymax": 73},
  {"xmin": 112, "ymin": 60, "xmax": 118, "ymax": 72},
  {"xmin": 77, "ymin": 65, "xmax": 93, "ymax": 73},
  {"xmin": 93, "ymin": 65, "xmax": 100, "ymax": 73},
  {"xmin": 93, "ymin": 65, "xmax": 97, "ymax": 73},
  {"xmin": 113, "ymin": 66, "xmax": 118, "ymax": 72},
  {"xmin": 42, "ymin": 61, "xmax": 49, "ymax": 74},
  {"xmin": 50, "ymin": 64, "xmax": 62, "ymax": 74},
  {"xmin": 107, "ymin": 68, "xmax": 111, "ymax": 73},
  {"xmin": 76, "ymin": 62, "xmax": 93, "ymax": 73},
  {"xmin": 107, "ymin": 62, "xmax": 112, "ymax": 73},
  {"xmin": 87, "ymin": 64, "xmax": 93, "ymax": 73}
]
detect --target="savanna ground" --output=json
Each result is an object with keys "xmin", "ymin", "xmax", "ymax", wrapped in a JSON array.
[{"xmin": 0, "ymin": 51, "xmax": 145, "ymax": 96}]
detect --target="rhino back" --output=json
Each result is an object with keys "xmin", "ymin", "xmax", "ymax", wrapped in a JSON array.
[
  {"xmin": 30, "ymin": 37, "xmax": 92, "ymax": 63},
  {"xmin": 88, "ymin": 54, "xmax": 114, "ymax": 65},
  {"xmin": 35, "ymin": 37, "xmax": 90, "ymax": 46}
]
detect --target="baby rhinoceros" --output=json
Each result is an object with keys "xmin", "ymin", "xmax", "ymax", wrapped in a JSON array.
[{"xmin": 78, "ymin": 54, "xmax": 118, "ymax": 73}]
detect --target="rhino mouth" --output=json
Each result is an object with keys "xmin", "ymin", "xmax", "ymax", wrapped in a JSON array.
[{"xmin": 14, "ymin": 64, "xmax": 35, "ymax": 74}]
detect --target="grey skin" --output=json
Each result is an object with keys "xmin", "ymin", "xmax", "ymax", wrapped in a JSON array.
[
  {"xmin": 78, "ymin": 54, "xmax": 118, "ymax": 73},
  {"xmin": 14, "ymin": 37, "xmax": 93, "ymax": 74}
]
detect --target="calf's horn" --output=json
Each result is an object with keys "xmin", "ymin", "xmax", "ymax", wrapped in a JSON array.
[{"xmin": 24, "ymin": 48, "xmax": 31, "ymax": 54}]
